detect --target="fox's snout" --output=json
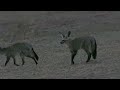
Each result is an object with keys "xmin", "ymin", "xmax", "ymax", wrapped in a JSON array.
[
  {"xmin": 60, "ymin": 41, "xmax": 63, "ymax": 44},
  {"xmin": 60, "ymin": 41, "xmax": 64, "ymax": 44},
  {"xmin": 60, "ymin": 40, "xmax": 65, "ymax": 44}
]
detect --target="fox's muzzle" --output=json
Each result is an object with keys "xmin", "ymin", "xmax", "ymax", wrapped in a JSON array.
[
  {"xmin": 60, "ymin": 41, "xmax": 63, "ymax": 44},
  {"xmin": 60, "ymin": 40, "xmax": 65, "ymax": 44}
]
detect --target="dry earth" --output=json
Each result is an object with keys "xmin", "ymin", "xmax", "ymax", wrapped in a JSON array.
[{"xmin": 0, "ymin": 11, "xmax": 120, "ymax": 79}]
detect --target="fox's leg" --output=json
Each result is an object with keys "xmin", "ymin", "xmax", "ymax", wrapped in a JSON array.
[
  {"xmin": 84, "ymin": 50, "xmax": 91, "ymax": 62},
  {"xmin": 20, "ymin": 53, "xmax": 25, "ymax": 65},
  {"xmin": 32, "ymin": 48, "xmax": 39, "ymax": 61},
  {"xmin": 27, "ymin": 56, "xmax": 38, "ymax": 65},
  {"xmin": 5, "ymin": 56, "xmax": 10, "ymax": 66},
  {"xmin": 86, "ymin": 53, "xmax": 91, "ymax": 62},
  {"xmin": 71, "ymin": 50, "xmax": 77, "ymax": 65},
  {"xmin": 31, "ymin": 57, "xmax": 38, "ymax": 65},
  {"xmin": 12, "ymin": 57, "xmax": 19, "ymax": 66}
]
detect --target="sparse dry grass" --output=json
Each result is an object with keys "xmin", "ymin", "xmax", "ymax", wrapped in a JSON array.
[{"xmin": 0, "ymin": 11, "xmax": 120, "ymax": 79}]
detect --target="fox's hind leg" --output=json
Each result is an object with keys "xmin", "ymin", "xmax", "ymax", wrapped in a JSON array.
[
  {"xmin": 86, "ymin": 53, "xmax": 91, "ymax": 62},
  {"xmin": 12, "ymin": 57, "xmax": 19, "ymax": 66},
  {"xmin": 31, "ymin": 57, "xmax": 38, "ymax": 65},
  {"xmin": 20, "ymin": 53, "xmax": 25, "ymax": 65},
  {"xmin": 32, "ymin": 48, "xmax": 39, "ymax": 61},
  {"xmin": 27, "ymin": 56, "xmax": 38, "ymax": 65},
  {"xmin": 5, "ymin": 56, "xmax": 10, "ymax": 66},
  {"xmin": 84, "ymin": 49, "xmax": 91, "ymax": 63}
]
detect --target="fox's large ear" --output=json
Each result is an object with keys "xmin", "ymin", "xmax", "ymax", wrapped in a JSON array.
[
  {"xmin": 68, "ymin": 31, "xmax": 71, "ymax": 37},
  {"xmin": 59, "ymin": 32, "xmax": 65, "ymax": 39}
]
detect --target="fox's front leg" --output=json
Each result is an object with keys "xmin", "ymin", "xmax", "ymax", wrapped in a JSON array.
[
  {"xmin": 5, "ymin": 56, "xmax": 10, "ymax": 66},
  {"xmin": 71, "ymin": 50, "xmax": 77, "ymax": 65}
]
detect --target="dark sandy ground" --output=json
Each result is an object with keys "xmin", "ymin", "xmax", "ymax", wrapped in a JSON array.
[{"xmin": 0, "ymin": 11, "xmax": 120, "ymax": 79}]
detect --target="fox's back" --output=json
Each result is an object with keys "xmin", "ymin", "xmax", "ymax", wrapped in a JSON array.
[
  {"xmin": 70, "ymin": 36, "xmax": 95, "ymax": 50},
  {"xmin": 12, "ymin": 43, "xmax": 32, "ymax": 50},
  {"xmin": 5, "ymin": 43, "xmax": 33, "ymax": 56}
]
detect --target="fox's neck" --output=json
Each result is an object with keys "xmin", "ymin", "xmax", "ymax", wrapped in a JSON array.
[{"xmin": 65, "ymin": 39, "xmax": 72, "ymax": 48}]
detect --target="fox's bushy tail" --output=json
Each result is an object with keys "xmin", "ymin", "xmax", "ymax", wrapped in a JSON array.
[
  {"xmin": 32, "ymin": 48, "xmax": 39, "ymax": 61},
  {"xmin": 92, "ymin": 40, "xmax": 97, "ymax": 59}
]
